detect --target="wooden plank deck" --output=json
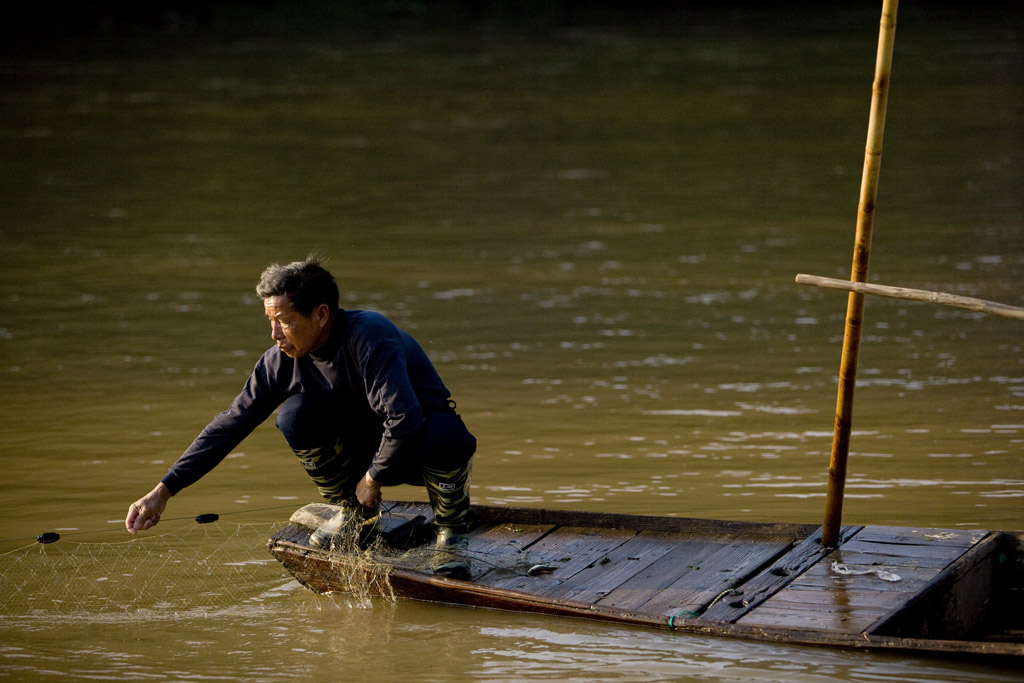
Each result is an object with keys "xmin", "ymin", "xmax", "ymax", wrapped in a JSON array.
[
  {"xmin": 389, "ymin": 510, "xmax": 803, "ymax": 617},
  {"xmin": 621, "ymin": 534, "xmax": 791, "ymax": 618}
]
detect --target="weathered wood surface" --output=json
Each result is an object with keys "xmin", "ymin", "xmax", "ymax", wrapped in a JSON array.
[
  {"xmin": 702, "ymin": 524, "xmax": 862, "ymax": 623},
  {"xmin": 738, "ymin": 525, "xmax": 992, "ymax": 635},
  {"xmin": 625, "ymin": 535, "xmax": 791, "ymax": 618},
  {"xmin": 869, "ymin": 531, "xmax": 1001, "ymax": 638},
  {"xmin": 267, "ymin": 502, "xmax": 1024, "ymax": 659}
]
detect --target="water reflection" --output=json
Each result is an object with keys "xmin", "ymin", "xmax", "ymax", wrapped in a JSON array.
[
  {"xmin": 473, "ymin": 623, "xmax": 1022, "ymax": 682},
  {"xmin": 1, "ymin": 3, "xmax": 1022, "ymax": 681}
]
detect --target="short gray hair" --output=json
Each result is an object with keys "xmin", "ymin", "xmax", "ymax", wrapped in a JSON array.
[{"xmin": 256, "ymin": 254, "xmax": 339, "ymax": 316}]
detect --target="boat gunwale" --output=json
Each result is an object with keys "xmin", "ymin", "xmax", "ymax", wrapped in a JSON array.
[{"xmin": 406, "ymin": 500, "xmax": 822, "ymax": 540}]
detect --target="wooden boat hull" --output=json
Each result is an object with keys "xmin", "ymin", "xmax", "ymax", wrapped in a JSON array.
[{"xmin": 267, "ymin": 502, "xmax": 1023, "ymax": 659}]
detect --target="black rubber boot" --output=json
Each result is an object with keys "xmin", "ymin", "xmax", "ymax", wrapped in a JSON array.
[
  {"xmin": 432, "ymin": 526, "xmax": 470, "ymax": 579},
  {"xmin": 421, "ymin": 459, "xmax": 473, "ymax": 579}
]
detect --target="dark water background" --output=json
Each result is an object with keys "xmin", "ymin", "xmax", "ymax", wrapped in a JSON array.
[{"xmin": 1, "ymin": 3, "xmax": 1021, "ymax": 680}]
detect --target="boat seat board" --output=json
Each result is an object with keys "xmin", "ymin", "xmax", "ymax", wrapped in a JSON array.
[
  {"xmin": 869, "ymin": 531, "xmax": 1002, "ymax": 639},
  {"xmin": 737, "ymin": 525, "xmax": 990, "ymax": 635},
  {"xmin": 852, "ymin": 527, "xmax": 988, "ymax": 548}
]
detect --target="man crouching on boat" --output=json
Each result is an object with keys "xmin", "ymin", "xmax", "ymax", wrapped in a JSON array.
[{"xmin": 125, "ymin": 255, "xmax": 477, "ymax": 579}]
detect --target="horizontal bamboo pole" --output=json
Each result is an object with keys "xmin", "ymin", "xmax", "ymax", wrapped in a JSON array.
[{"xmin": 796, "ymin": 274, "xmax": 1024, "ymax": 321}]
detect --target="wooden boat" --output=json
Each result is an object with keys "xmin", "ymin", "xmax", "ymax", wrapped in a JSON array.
[{"xmin": 267, "ymin": 500, "xmax": 1024, "ymax": 659}]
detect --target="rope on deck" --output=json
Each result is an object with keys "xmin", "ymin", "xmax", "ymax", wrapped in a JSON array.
[{"xmin": 668, "ymin": 588, "xmax": 741, "ymax": 627}]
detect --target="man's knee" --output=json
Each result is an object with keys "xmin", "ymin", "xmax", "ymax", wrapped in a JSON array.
[
  {"xmin": 419, "ymin": 411, "xmax": 476, "ymax": 471},
  {"xmin": 276, "ymin": 394, "xmax": 336, "ymax": 449}
]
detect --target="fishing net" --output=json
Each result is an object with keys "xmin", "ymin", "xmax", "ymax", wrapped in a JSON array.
[
  {"xmin": 275, "ymin": 504, "xmax": 398, "ymax": 602},
  {"xmin": 0, "ymin": 513, "xmax": 395, "ymax": 621},
  {"xmin": 0, "ymin": 500, "xmax": 573, "ymax": 626},
  {"xmin": 271, "ymin": 502, "xmax": 563, "ymax": 591}
]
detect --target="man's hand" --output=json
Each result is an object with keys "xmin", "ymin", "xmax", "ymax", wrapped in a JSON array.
[
  {"xmin": 125, "ymin": 482, "xmax": 173, "ymax": 534},
  {"xmin": 356, "ymin": 471, "xmax": 382, "ymax": 508}
]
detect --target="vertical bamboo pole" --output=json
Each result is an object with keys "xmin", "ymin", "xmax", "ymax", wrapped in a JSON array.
[{"xmin": 821, "ymin": 0, "xmax": 899, "ymax": 547}]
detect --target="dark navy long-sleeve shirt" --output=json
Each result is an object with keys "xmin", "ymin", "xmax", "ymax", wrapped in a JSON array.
[{"xmin": 160, "ymin": 309, "xmax": 452, "ymax": 494}]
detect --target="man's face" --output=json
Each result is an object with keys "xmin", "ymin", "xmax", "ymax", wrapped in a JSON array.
[{"xmin": 263, "ymin": 295, "xmax": 330, "ymax": 358}]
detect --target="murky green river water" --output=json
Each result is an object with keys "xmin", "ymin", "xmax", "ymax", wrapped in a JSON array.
[{"xmin": 1, "ymin": 5, "xmax": 1021, "ymax": 681}]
